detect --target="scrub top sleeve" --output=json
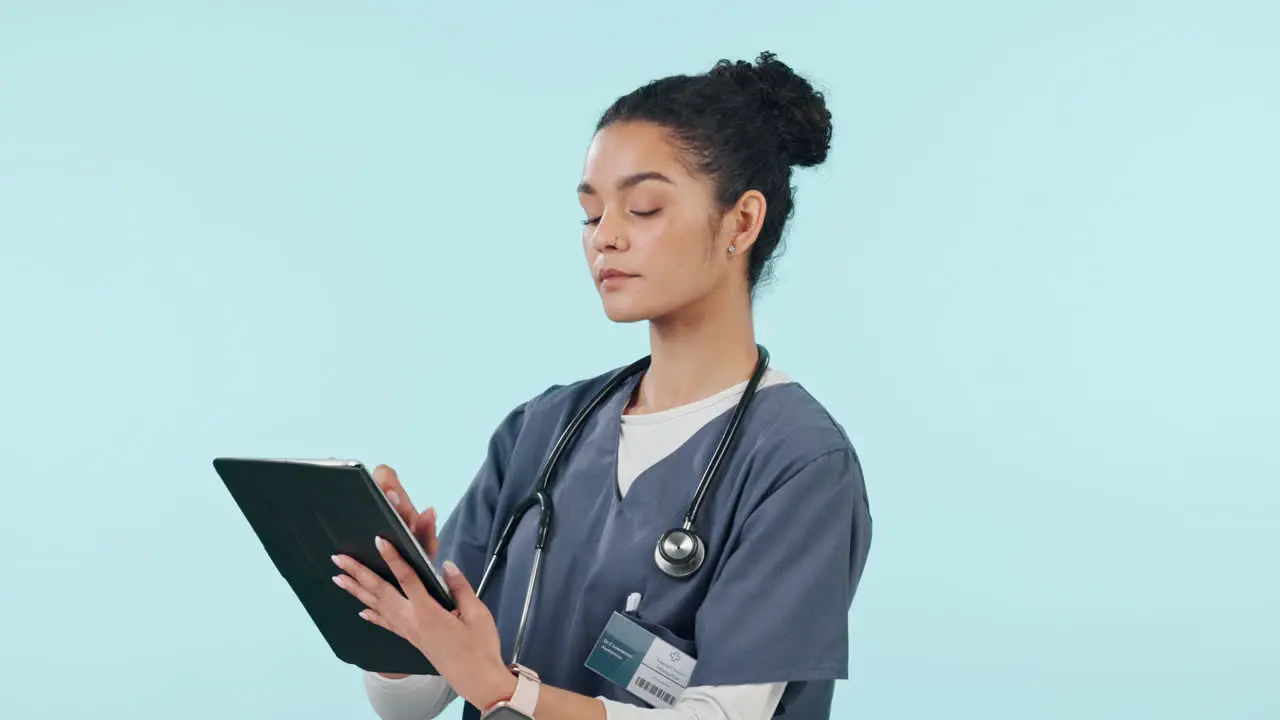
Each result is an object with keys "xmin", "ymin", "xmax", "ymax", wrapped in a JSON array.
[
  {"xmin": 690, "ymin": 447, "xmax": 872, "ymax": 687},
  {"xmin": 433, "ymin": 401, "xmax": 530, "ymax": 588}
]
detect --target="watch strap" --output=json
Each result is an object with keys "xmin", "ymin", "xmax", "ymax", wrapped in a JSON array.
[
  {"xmin": 482, "ymin": 664, "xmax": 540, "ymax": 718},
  {"xmin": 508, "ymin": 664, "xmax": 540, "ymax": 714}
]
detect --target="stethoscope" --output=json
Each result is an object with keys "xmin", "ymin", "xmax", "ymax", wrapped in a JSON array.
[{"xmin": 473, "ymin": 345, "xmax": 770, "ymax": 663}]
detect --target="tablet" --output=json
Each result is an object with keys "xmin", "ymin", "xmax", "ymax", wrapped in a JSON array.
[{"xmin": 213, "ymin": 456, "xmax": 454, "ymax": 675}]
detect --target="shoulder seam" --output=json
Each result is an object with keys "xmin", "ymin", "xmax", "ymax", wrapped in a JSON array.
[
  {"xmin": 751, "ymin": 445, "xmax": 857, "ymax": 511},
  {"xmin": 788, "ymin": 382, "xmax": 858, "ymax": 458}
]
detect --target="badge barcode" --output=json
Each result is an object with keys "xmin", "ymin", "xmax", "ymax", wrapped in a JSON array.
[{"xmin": 636, "ymin": 676, "xmax": 676, "ymax": 705}]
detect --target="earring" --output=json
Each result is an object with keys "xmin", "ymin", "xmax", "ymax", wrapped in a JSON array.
[{"xmin": 728, "ymin": 244, "xmax": 736, "ymax": 254}]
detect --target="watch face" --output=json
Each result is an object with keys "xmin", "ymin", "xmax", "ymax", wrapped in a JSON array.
[{"xmin": 482, "ymin": 707, "xmax": 532, "ymax": 720}]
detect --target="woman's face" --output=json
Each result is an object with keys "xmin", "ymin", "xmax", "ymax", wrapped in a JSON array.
[{"xmin": 578, "ymin": 121, "xmax": 740, "ymax": 324}]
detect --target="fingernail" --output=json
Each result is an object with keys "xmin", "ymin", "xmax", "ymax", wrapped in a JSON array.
[
  {"xmin": 443, "ymin": 560, "xmax": 459, "ymax": 576},
  {"xmin": 375, "ymin": 536, "xmax": 388, "ymax": 551},
  {"xmin": 331, "ymin": 554, "xmax": 342, "ymax": 566},
  {"xmin": 386, "ymin": 491, "xmax": 400, "ymax": 506},
  {"xmin": 332, "ymin": 575, "xmax": 346, "ymax": 588}
]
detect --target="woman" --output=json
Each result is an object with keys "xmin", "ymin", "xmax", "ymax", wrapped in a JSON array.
[{"xmin": 330, "ymin": 51, "xmax": 873, "ymax": 720}]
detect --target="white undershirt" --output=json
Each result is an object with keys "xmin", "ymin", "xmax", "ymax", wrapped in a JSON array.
[
  {"xmin": 363, "ymin": 369, "xmax": 792, "ymax": 720},
  {"xmin": 616, "ymin": 368, "xmax": 789, "ymax": 496}
]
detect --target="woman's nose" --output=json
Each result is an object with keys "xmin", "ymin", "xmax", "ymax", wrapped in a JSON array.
[
  {"xmin": 589, "ymin": 227, "xmax": 610, "ymax": 252},
  {"xmin": 591, "ymin": 213, "xmax": 626, "ymax": 252}
]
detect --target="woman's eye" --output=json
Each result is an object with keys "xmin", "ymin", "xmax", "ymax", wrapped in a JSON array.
[{"xmin": 582, "ymin": 208, "xmax": 658, "ymax": 226}]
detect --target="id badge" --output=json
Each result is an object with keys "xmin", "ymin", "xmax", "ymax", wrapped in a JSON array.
[{"xmin": 584, "ymin": 612, "xmax": 697, "ymax": 708}]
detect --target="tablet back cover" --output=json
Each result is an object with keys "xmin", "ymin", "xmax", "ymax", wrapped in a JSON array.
[{"xmin": 214, "ymin": 457, "xmax": 442, "ymax": 676}]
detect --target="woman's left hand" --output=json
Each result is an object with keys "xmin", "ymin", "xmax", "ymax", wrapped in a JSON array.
[{"xmin": 331, "ymin": 537, "xmax": 516, "ymax": 710}]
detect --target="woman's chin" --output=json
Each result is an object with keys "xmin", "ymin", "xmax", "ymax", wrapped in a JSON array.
[{"xmin": 600, "ymin": 298, "xmax": 655, "ymax": 324}]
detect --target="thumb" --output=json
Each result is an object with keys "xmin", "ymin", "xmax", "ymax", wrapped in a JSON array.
[{"xmin": 441, "ymin": 560, "xmax": 483, "ymax": 618}]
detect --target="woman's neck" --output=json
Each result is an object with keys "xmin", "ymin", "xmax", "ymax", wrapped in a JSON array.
[{"xmin": 627, "ymin": 288, "xmax": 759, "ymax": 415}]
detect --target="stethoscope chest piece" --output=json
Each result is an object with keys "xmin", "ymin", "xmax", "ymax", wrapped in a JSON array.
[{"xmin": 654, "ymin": 527, "xmax": 705, "ymax": 579}]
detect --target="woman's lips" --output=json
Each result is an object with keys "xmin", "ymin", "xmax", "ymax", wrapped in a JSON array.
[{"xmin": 598, "ymin": 269, "xmax": 638, "ymax": 288}]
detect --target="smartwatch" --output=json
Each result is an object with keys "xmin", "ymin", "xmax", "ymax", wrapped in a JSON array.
[{"xmin": 480, "ymin": 663, "xmax": 541, "ymax": 719}]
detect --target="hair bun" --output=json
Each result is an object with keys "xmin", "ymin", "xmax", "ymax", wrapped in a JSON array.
[{"xmin": 711, "ymin": 51, "xmax": 832, "ymax": 167}]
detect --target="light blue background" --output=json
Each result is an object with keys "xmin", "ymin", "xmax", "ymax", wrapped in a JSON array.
[{"xmin": 2, "ymin": 1, "xmax": 1277, "ymax": 717}]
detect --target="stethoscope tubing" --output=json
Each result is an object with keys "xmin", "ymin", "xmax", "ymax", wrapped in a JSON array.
[{"xmin": 470, "ymin": 346, "xmax": 769, "ymax": 665}]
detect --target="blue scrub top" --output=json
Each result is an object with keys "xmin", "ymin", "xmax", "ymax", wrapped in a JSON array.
[{"xmin": 435, "ymin": 366, "xmax": 873, "ymax": 719}]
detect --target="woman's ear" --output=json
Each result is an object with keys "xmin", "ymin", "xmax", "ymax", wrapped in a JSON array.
[{"xmin": 721, "ymin": 190, "xmax": 767, "ymax": 256}]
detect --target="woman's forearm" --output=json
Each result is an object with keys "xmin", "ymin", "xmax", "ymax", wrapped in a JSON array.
[
  {"xmin": 515, "ymin": 681, "xmax": 785, "ymax": 720},
  {"xmin": 531, "ymin": 684, "xmax": 608, "ymax": 720},
  {"xmin": 469, "ymin": 669, "xmax": 606, "ymax": 720}
]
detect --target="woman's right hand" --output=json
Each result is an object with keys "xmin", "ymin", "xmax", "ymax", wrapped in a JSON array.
[{"xmin": 374, "ymin": 464, "xmax": 439, "ymax": 562}]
